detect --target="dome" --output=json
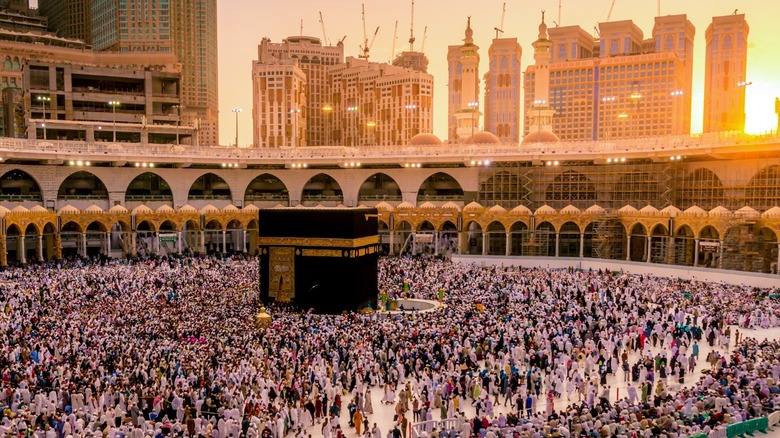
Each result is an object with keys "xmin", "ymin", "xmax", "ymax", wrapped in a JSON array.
[
  {"xmin": 418, "ymin": 202, "xmax": 436, "ymax": 209},
  {"xmin": 467, "ymin": 131, "xmax": 501, "ymax": 145},
  {"xmin": 618, "ymin": 205, "xmax": 639, "ymax": 214},
  {"xmin": 11, "ymin": 205, "xmax": 28, "ymax": 213},
  {"xmin": 511, "ymin": 205, "xmax": 532, "ymax": 214},
  {"xmin": 441, "ymin": 202, "xmax": 461, "ymax": 211},
  {"xmin": 58, "ymin": 205, "xmax": 79, "ymax": 214},
  {"xmin": 156, "ymin": 204, "xmax": 174, "ymax": 213},
  {"xmin": 374, "ymin": 201, "xmax": 394, "ymax": 211},
  {"xmin": 534, "ymin": 205, "xmax": 556, "ymax": 215},
  {"xmin": 222, "ymin": 204, "xmax": 239, "ymax": 212},
  {"xmin": 585, "ymin": 204, "xmax": 605, "ymax": 214},
  {"xmin": 0, "ymin": 206, "xmax": 9, "ymax": 217},
  {"xmin": 683, "ymin": 206, "xmax": 707, "ymax": 216},
  {"xmin": 131, "ymin": 204, "xmax": 153, "ymax": 214},
  {"xmin": 560, "ymin": 204, "xmax": 581, "ymax": 215},
  {"xmin": 761, "ymin": 206, "xmax": 780, "ymax": 218},
  {"xmin": 488, "ymin": 205, "xmax": 506, "ymax": 213},
  {"xmin": 178, "ymin": 204, "xmax": 197, "ymax": 213},
  {"xmin": 409, "ymin": 133, "xmax": 442, "ymax": 146},
  {"xmin": 109, "ymin": 205, "xmax": 128, "ymax": 213},
  {"xmin": 639, "ymin": 205, "xmax": 659, "ymax": 215},
  {"xmin": 242, "ymin": 204, "xmax": 259, "ymax": 212},
  {"xmin": 660, "ymin": 205, "xmax": 681, "ymax": 217},
  {"xmin": 84, "ymin": 204, "xmax": 104, "ymax": 213},
  {"xmin": 735, "ymin": 206, "xmax": 759, "ymax": 219},
  {"xmin": 522, "ymin": 130, "xmax": 561, "ymax": 144},
  {"xmin": 30, "ymin": 205, "xmax": 48, "ymax": 213},
  {"xmin": 463, "ymin": 201, "xmax": 484, "ymax": 211},
  {"xmin": 396, "ymin": 201, "xmax": 414, "ymax": 209},
  {"xmin": 708, "ymin": 206, "xmax": 730, "ymax": 216},
  {"xmin": 199, "ymin": 204, "xmax": 219, "ymax": 214}
]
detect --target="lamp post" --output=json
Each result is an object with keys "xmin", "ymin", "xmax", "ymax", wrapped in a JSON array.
[
  {"xmin": 405, "ymin": 104, "xmax": 417, "ymax": 144},
  {"xmin": 322, "ymin": 104, "xmax": 333, "ymax": 145},
  {"xmin": 289, "ymin": 108, "xmax": 301, "ymax": 147},
  {"xmin": 108, "ymin": 100, "xmax": 120, "ymax": 142},
  {"xmin": 467, "ymin": 101, "xmax": 479, "ymax": 138},
  {"xmin": 36, "ymin": 95, "xmax": 51, "ymax": 140},
  {"xmin": 232, "ymin": 108, "xmax": 242, "ymax": 147},
  {"xmin": 347, "ymin": 105, "xmax": 358, "ymax": 146},
  {"xmin": 600, "ymin": 96, "xmax": 616, "ymax": 140}
]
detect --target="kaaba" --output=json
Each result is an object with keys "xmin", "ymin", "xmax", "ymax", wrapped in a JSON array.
[{"xmin": 257, "ymin": 208, "xmax": 379, "ymax": 314}]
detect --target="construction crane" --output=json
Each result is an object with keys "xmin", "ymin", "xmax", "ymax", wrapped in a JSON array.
[
  {"xmin": 337, "ymin": 35, "xmax": 347, "ymax": 47},
  {"xmin": 408, "ymin": 0, "xmax": 416, "ymax": 51},
  {"xmin": 390, "ymin": 20, "xmax": 398, "ymax": 63},
  {"xmin": 494, "ymin": 2, "xmax": 505, "ymax": 39},
  {"xmin": 606, "ymin": 0, "xmax": 616, "ymax": 22},
  {"xmin": 358, "ymin": 4, "xmax": 380, "ymax": 61},
  {"xmin": 421, "ymin": 26, "xmax": 428, "ymax": 52},
  {"xmin": 318, "ymin": 12, "xmax": 329, "ymax": 46}
]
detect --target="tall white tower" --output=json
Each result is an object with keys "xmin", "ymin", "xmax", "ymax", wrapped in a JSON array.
[
  {"xmin": 450, "ymin": 18, "xmax": 481, "ymax": 141},
  {"xmin": 526, "ymin": 12, "xmax": 556, "ymax": 139}
]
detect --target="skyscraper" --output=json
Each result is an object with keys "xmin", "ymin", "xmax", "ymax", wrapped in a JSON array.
[
  {"xmin": 255, "ymin": 36, "xmax": 344, "ymax": 146},
  {"xmin": 36, "ymin": 0, "xmax": 219, "ymax": 146},
  {"xmin": 523, "ymin": 15, "xmax": 694, "ymax": 142},
  {"xmin": 703, "ymin": 13, "xmax": 749, "ymax": 133},
  {"xmin": 447, "ymin": 18, "xmax": 481, "ymax": 142},
  {"xmin": 484, "ymin": 37, "xmax": 521, "ymax": 143},
  {"xmin": 38, "ymin": 0, "xmax": 91, "ymax": 44}
]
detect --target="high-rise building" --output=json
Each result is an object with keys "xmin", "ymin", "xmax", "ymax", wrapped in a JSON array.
[
  {"xmin": 392, "ymin": 51, "xmax": 429, "ymax": 73},
  {"xmin": 36, "ymin": 0, "xmax": 219, "ymax": 146},
  {"xmin": 703, "ymin": 14, "xmax": 749, "ymax": 133},
  {"xmin": 523, "ymin": 15, "xmax": 694, "ymax": 142},
  {"xmin": 255, "ymin": 36, "xmax": 344, "ymax": 146},
  {"xmin": 38, "ymin": 0, "xmax": 91, "ymax": 44},
  {"xmin": 484, "ymin": 37, "xmax": 521, "ymax": 143},
  {"xmin": 252, "ymin": 57, "xmax": 307, "ymax": 147},
  {"xmin": 327, "ymin": 57, "xmax": 433, "ymax": 147},
  {"xmin": 0, "ymin": 0, "xmax": 30, "ymax": 14},
  {"xmin": 447, "ymin": 18, "xmax": 481, "ymax": 142}
]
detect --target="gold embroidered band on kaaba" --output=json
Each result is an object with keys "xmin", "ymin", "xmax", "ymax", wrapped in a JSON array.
[{"xmin": 258, "ymin": 235, "xmax": 379, "ymax": 248}]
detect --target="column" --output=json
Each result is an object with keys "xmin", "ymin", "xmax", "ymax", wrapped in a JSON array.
[
  {"xmin": 18, "ymin": 235, "xmax": 25, "ymax": 264},
  {"xmin": 555, "ymin": 233, "xmax": 560, "ymax": 257},
  {"xmin": 412, "ymin": 235, "xmax": 417, "ymax": 255},
  {"xmin": 626, "ymin": 234, "xmax": 631, "ymax": 261},
  {"xmin": 222, "ymin": 230, "xmax": 227, "ymax": 254},
  {"xmin": 199, "ymin": 230, "xmax": 205, "ymax": 254},
  {"xmin": 482, "ymin": 232, "xmax": 488, "ymax": 255},
  {"xmin": 579, "ymin": 233, "xmax": 584, "ymax": 258},
  {"xmin": 177, "ymin": 231, "xmax": 183, "ymax": 254},
  {"xmin": 505, "ymin": 232, "xmax": 511, "ymax": 256},
  {"xmin": 130, "ymin": 232, "xmax": 137, "ymax": 258},
  {"xmin": 0, "ymin": 235, "xmax": 7, "ymax": 267},
  {"xmin": 243, "ymin": 230, "xmax": 248, "ymax": 253},
  {"xmin": 81, "ymin": 232, "xmax": 87, "ymax": 258},
  {"xmin": 389, "ymin": 231, "xmax": 395, "ymax": 255},
  {"xmin": 693, "ymin": 238, "xmax": 699, "ymax": 267},
  {"xmin": 718, "ymin": 240, "xmax": 724, "ymax": 269},
  {"xmin": 434, "ymin": 232, "xmax": 440, "ymax": 256},
  {"xmin": 458, "ymin": 231, "xmax": 466, "ymax": 255},
  {"xmin": 646, "ymin": 235, "xmax": 652, "ymax": 263},
  {"xmin": 37, "ymin": 235, "xmax": 43, "ymax": 262},
  {"xmin": 54, "ymin": 234, "xmax": 62, "ymax": 260}
]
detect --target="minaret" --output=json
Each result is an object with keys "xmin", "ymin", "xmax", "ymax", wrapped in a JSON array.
[
  {"xmin": 526, "ymin": 12, "xmax": 557, "ymax": 139},
  {"xmin": 452, "ymin": 17, "xmax": 481, "ymax": 141}
]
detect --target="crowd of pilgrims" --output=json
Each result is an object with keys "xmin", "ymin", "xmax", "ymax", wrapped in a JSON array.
[{"xmin": 0, "ymin": 254, "xmax": 778, "ymax": 438}]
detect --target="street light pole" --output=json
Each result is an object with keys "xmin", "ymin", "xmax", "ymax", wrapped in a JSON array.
[
  {"xmin": 289, "ymin": 108, "xmax": 301, "ymax": 147},
  {"xmin": 404, "ymin": 104, "xmax": 417, "ymax": 144},
  {"xmin": 322, "ymin": 104, "xmax": 332, "ymax": 145},
  {"xmin": 347, "ymin": 105, "xmax": 358, "ymax": 146},
  {"xmin": 36, "ymin": 95, "xmax": 51, "ymax": 140},
  {"xmin": 108, "ymin": 100, "xmax": 120, "ymax": 142},
  {"xmin": 467, "ymin": 101, "xmax": 478, "ymax": 138},
  {"xmin": 232, "ymin": 108, "xmax": 242, "ymax": 147}
]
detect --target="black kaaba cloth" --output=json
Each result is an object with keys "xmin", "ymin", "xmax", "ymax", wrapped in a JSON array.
[{"xmin": 258, "ymin": 208, "xmax": 379, "ymax": 313}]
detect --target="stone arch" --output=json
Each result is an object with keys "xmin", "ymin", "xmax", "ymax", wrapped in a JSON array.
[
  {"xmin": 559, "ymin": 221, "xmax": 581, "ymax": 258},
  {"xmin": 648, "ymin": 223, "xmax": 669, "ymax": 263},
  {"xmin": 301, "ymin": 173, "xmax": 343, "ymax": 206},
  {"xmin": 203, "ymin": 219, "xmax": 224, "ymax": 254},
  {"xmin": 58, "ymin": 171, "xmax": 109, "ymax": 201},
  {"xmin": 486, "ymin": 221, "xmax": 506, "ymax": 255},
  {"xmin": 464, "ymin": 220, "xmax": 483, "ymax": 255},
  {"xmin": 0, "ymin": 169, "xmax": 42, "ymax": 201},
  {"xmin": 544, "ymin": 170, "xmax": 596, "ymax": 208},
  {"xmin": 508, "ymin": 221, "xmax": 529, "ymax": 256},
  {"xmin": 627, "ymin": 222, "xmax": 647, "ymax": 262},
  {"xmin": 438, "ymin": 220, "xmax": 458, "ymax": 255},
  {"xmin": 188, "ymin": 172, "xmax": 232, "ymax": 202},
  {"xmin": 59, "ymin": 221, "xmax": 82, "ymax": 258},
  {"xmin": 745, "ymin": 165, "xmax": 780, "ymax": 211},
  {"xmin": 698, "ymin": 225, "xmax": 720, "ymax": 268},
  {"xmin": 416, "ymin": 220, "xmax": 435, "ymax": 232},
  {"xmin": 394, "ymin": 220, "xmax": 413, "ymax": 255},
  {"xmin": 673, "ymin": 224, "xmax": 695, "ymax": 266},
  {"xmin": 182, "ymin": 219, "xmax": 201, "ymax": 255},
  {"xmin": 756, "ymin": 227, "xmax": 779, "ymax": 274},
  {"xmin": 244, "ymin": 173, "xmax": 289, "ymax": 207},
  {"xmin": 125, "ymin": 172, "xmax": 173, "ymax": 204},
  {"xmin": 358, "ymin": 173, "xmax": 402, "ymax": 203},
  {"xmin": 417, "ymin": 172, "xmax": 464, "ymax": 203},
  {"xmin": 42, "ymin": 222, "xmax": 57, "ymax": 261},
  {"xmin": 676, "ymin": 168, "xmax": 725, "ymax": 210},
  {"xmin": 535, "ymin": 221, "xmax": 556, "ymax": 257}
]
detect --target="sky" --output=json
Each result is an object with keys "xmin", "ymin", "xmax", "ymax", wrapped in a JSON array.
[{"xmin": 217, "ymin": 0, "xmax": 780, "ymax": 146}]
